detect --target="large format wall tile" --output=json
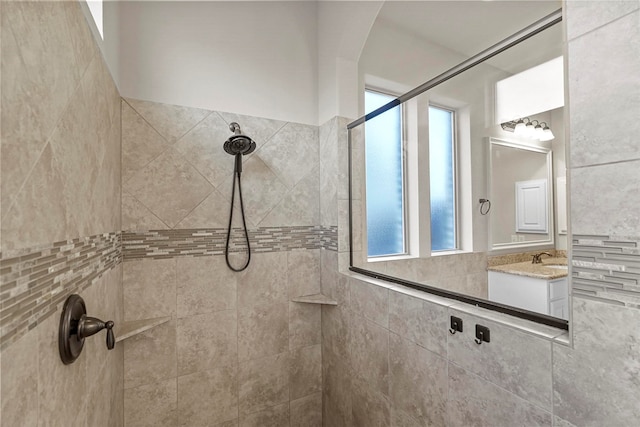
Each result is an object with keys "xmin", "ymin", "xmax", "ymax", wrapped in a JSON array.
[
  {"xmin": 448, "ymin": 364, "xmax": 552, "ymax": 427},
  {"xmin": 177, "ymin": 366, "xmax": 239, "ymax": 427},
  {"xmin": 238, "ymin": 352, "xmax": 290, "ymax": 415},
  {"xmin": 287, "ymin": 249, "xmax": 321, "ymax": 298},
  {"xmin": 566, "ymin": 0, "xmax": 639, "ymax": 40},
  {"xmin": 123, "ymin": 258, "xmax": 177, "ymax": 321},
  {"xmin": 2, "ymin": 1, "xmax": 121, "ymax": 250},
  {"xmin": 568, "ymin": 10, "xmax": 640, "ymax": 168},
  {"xmin": 122, "ymin": 98, "xmax": 321, "ymax": 232},
  {"xmin": 322, "ymin": 350, "xmax": 353, "ymax": 427},
  {"xmin": 122, "ymin": 100, "xmax": 169, "ymax": 183},
  {"xmin": 238, "ymin": 302, "xmax": 289, "ymax": 361},
  {"xmin": 124, "ymin": 378, "xmax": 178, "ymax": 427},
  {"xmin": 258, "ymin": 122, "xmax": 319, "ymax": 189},
  {"xmin": 125, "ymin": 148, "xmax": 214, "ymax": 227},
  {"xmin": 389, "ymin": 333, "xmax": 447, "ymax": 426},
  {"xmin": 124, "ymin": 321, "xmax": 177, "ymax": 390},
  {"xmin": 63, "ymin": 0, "xmax": 98, "ymax": 75},
  {"xmin": 174, "ymin": 188, "xmax": 234, "ymax": 229},
  {"xmin": 289, "ymin": 344, "xmax": 322, "ymax": 400},
  {"xmin": 173, "ymin": 112, "xmax": 237, "ymax": 188},
  {"xmin": 176, "ymin": 256, "xmax": 237, "ymax": 317},
  {"xmin": 220, "ymin": 154, "xmax": 288, "ymax": 225},
  {"xmin": 388, "ymin": 291, "xmax": 447, "ymax": 357},
  {"xmin": 0, "ymin": 143, "xmax": 67, "ymax": 251},
  {"xmin": 553, "ymin": 298, "xmax": 640, "ymax": 425},
  {"xmin": 349, "ymin": 313, "xmax": 389, "ymax": 396},
  {"xmin": 447, "ymin": 308, "xmax": 553, "ymax": 411},
  {"xmin": 2, "ymin": 1, "xmax": 121, "ymax": 427},
  {"xmin": 289, "ymin": 302, "xmax": 321, "ymax": 349},
  {"xmin": 0, "ymin": 331, "xmax": 39, "ymax": 427},
  {"xmin": 351, "ymin": 377, "xmax": 391, "ymax": 427},
  {"xmin": 239, "ymin": 403, "xmax": 290, "ymax": 427},
  {"xmin": 122, "ymin": 191, "xmax": 168, "ymax": 230},
  {"xmin": 125, "ymin": 98, "xmax": 211, "ymax": 143},
  {"xmin": 1, "ymin": 0, "xmax": 81, "ymax": 217},
  {"xmin": 571, "ymin": 160, "xmax": 640, "ymax": 236},
  {"xmin": 177, "ymin": 310, "xmax": 238, "ymax": 376},
  {"xmin": 38, "ymin": 311, "xmax": 88, "ymax": 427},
  {"xmin": 350, "ymin": 277, "xmax": 389, "ymax": 328},
  {"xmin": 259, "ymin": 166, "xmax": 320, "ymax": 226},
  {"xmin": 290, "ymin": 392, "xmax": 322, "ymax": 427},
  {"xmin": 237, "ymin": 251, "xmax": 288, "ymax": 308}
]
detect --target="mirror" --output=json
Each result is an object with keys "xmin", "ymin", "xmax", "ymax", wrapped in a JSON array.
[
  {"xmin": 349, "ymin": 1, "xmax": 567, "ymax": 322},
  {"xmin": 489, "ymin": 138, "xmax": 554, "ymax": 249}
]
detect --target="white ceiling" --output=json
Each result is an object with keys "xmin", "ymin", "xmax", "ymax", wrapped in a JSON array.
[{"xmin": 375, "ymin": 0, "xmax": 563, "ymax": 72}]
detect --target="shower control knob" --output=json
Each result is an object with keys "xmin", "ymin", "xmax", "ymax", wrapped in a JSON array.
[
  {"xmin": 59, "ymin": 295, "xmax": 116, "ymax": 364},
  {"xmin": 78, "ymin": 315, "xmax": 116, "ymax": 350}
]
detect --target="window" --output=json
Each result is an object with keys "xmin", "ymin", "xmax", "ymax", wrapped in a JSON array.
[
  {"xmin": 428, "ymin": 105, "xmax": 457, "ymax": 251},
  {"xmin": 364, "ymin": 90, "xmax": 406, "ymax": 257},
  {"xmin": 363, "ymin": 91, "xmax": 459, "ymax": 257},
  {"xmin": 87, "ymin": 1, "xmax": 104, "ymax": 39}
]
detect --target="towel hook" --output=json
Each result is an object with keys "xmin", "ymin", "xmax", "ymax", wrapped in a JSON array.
[{"xmin": 479, "ymin": 198, "xmax": 491, "ymax": 215}]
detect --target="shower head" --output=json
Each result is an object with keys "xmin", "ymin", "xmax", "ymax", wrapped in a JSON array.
[{"xmin": 224, "ymin": 122, "xmax": 256, "ymax": 156}]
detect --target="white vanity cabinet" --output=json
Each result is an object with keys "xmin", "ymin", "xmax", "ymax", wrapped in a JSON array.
[{"xmin": 488, "ymin": 271, "xmax": 568, "ymax": 319}]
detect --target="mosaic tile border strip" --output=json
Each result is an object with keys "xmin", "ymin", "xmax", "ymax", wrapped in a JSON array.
[
  {"xmin": 572, "ymin": 235, "xmax": 640, "ymax": 309},
  {"xmin": 0, "ymin": 232, "xmax": 122, "ymax": 350},
  {"xmin": 122, "ymin": 225, "xmax": 339, "ymax": 260}
]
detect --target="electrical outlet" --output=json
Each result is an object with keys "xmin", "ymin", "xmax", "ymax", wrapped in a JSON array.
[
  {"xmin": 518, "ymin": 235, "xmax": 525, "ymax": 242},
  {"xmin": 511, "ymin": 235, "xmax": 518, "ymax": 242}
]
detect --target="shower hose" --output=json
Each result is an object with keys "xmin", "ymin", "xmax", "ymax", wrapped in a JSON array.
[{"xmin": 225, "ymin": 154, "xmax": 251, "ymax": 272}]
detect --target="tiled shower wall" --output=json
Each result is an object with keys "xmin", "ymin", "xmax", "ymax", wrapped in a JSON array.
[
  {"xmin": 120, "ymin": 99, "xmax": 326, "ymax": 426},
  {"xmin": 321, "ymin": 2, "xmax": 640, "ymax": 426},
  {"xmin": 0, "ymin": 1, "xmax": 123, "ymax": 425}
]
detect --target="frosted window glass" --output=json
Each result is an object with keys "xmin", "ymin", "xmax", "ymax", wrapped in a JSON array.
[
  {"xmin": 429, "ymin": 106, "xmax": 456, "ymax": 251},
  {"xmin": 365, "ymin": 91, "xmax": 405, "ymax": 257}
]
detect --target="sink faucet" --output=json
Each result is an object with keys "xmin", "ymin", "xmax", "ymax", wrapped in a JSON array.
[{"xmin": 532, "ymin": 252, "xmax": 553, "ymax": 264}]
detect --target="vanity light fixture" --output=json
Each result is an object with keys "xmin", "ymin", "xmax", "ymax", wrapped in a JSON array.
[
  {"xmin": 500, "ymin": 117, "xmax": 555, "ymax": 141},
  {"xmin": 539, "ymin": 122, "xmax": 555, "ymax": 141},
  {"xmin": 513, "ymin": 118, "xmax": 527, "ymax": 135},
  {"xmin": 524, "ymin": 119, "xmax": 537, "ymax": 137}
]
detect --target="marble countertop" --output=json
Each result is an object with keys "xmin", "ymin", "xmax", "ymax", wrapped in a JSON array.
[{"xmin": 487, "ymin": 257, "xmax": 568, "ymax": 280}]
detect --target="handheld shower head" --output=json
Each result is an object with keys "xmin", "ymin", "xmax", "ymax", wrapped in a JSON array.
[{"xmin": 224, "ymin": 122, "xmax": 256, "ymax": 156}]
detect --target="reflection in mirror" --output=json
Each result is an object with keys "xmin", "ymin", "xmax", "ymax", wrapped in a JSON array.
[
  {"xmin": 349, "ymin": 2, "xmax": 567, "ymax": 325},
  {"xmin": 489, "ymin": 138, "xmax": 554, "ymax": 249}
]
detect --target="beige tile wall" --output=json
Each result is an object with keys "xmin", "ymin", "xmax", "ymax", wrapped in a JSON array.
[
  {"xmin": 320, "ymin": 268, "xmax": 559, "ymax": 426},
  {"xmin": 120, "ymin": 99, "xmax": 324, "ymax": 426},
  {"xmin": 121, "ymin": 98, "xmax": 319, "ymax": 231},
  {"xmin": 1, "ymin": 1, "xmax": 123, "ymax": 426},
  {"xmin": 321, "ymin": 3, "xmax": 640, "ymax": 426},
  {"xmin": 1, "ymin": 0, "xmax": 121, "ymax": 255},
  {"xmin": 122, "ymin": 252, "xmax": 323, "ymax": 427}
]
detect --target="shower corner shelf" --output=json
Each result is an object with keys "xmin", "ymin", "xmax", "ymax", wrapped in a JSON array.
[
  {"xmin": 291, "ymin": 293, "xmax": 338, "ymax": 306},
  {"xmin": 115, "ymin": 316, "xmax": 171, "ymax": 343}
]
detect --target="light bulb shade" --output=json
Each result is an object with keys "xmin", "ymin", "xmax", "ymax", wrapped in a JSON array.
[
  {"xmin": 524, "ymin": 122, "xmax": 535, "ymax": 137},
  {"xmin": 534, "ymin": 125, "xmax": 545, "ymax": 139},
  {"xmin": 514, "ymin": 120, "xmax": 526, "ymax": 135},
  {"xmin": 539, "ymin": 126, "xmax": 555, "ymax": 141}
]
